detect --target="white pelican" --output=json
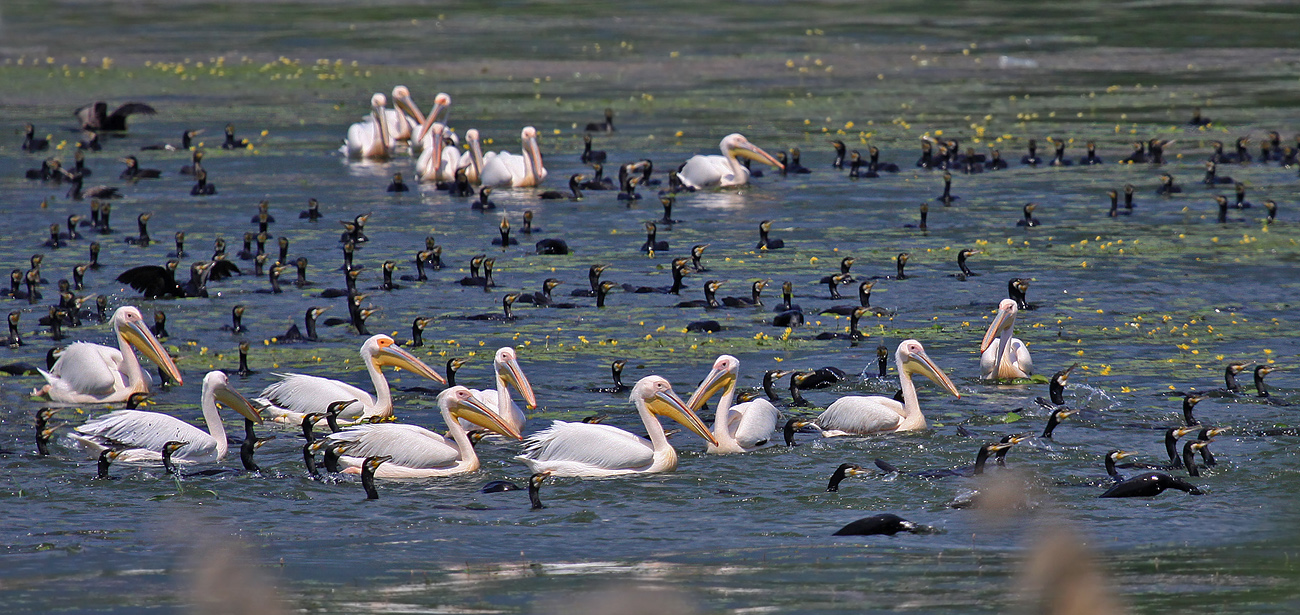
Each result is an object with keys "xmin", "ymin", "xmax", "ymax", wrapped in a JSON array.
[
  {"xmin": 464, "ymin": 346, "xmax": 537, "ymax": 435},
  {"xmin": 34, "ymin": 306, "xmax": 183, "ymax": 404},
  {"xmin": 678, "ymin": 133, "xmax": 783, "ymax": 190},
  {"xmin": 815, "ymin": 339, "xmax": 960, "ymax": 435},
  {"xmin": 480, "ymin": 126, "xmax": 547, "ymax": 187},
  {"xmin": 414, "ymin": 122, "xmax": 460, "ymax": 183},
  {"xmin": 686, "ymin": 354, "xmax": 782, "ymax": 454},
  {"xmin": 70, "ymin": 370, "xmax": 262, "ymax": 463},
  {"xmin": 457, "ymin": 128, "xmax": 488, "ymax": 184},
  {"xmin": 383, "ymin": 85, "xmax": 423, "ymax": 146},
  {"xmin": 258, "ymin": 334, "xmax": 445, "ymax": 425},
  {"xmin": 326, "ymin": 386, "xmax": 521, "ymax": 478},
  {"xmin": 340, "ymin": 93, "xmax": 393, "ymax": 160},
  {"xmin": 515, "ymin": 375, "xmax": 718, "ymax": 477},
  {"xmin": 981, "ymin": 298, "xmax": 1033, "ymax": 380}
]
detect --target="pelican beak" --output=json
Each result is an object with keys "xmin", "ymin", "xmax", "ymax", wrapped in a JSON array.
[
  {"xmin": 646, "ymin": 389, "xmax": 718, "ymax": 446},
  {"xmin": 734, "ymin": 141, "xmax": 783, "ymax": 170},
  {"xmin": 907, "ymin": 349, "xmax": 960, "ymax": 399},
  {"xmin": 501, "ymin": 354, "xmax": 537, "ymax": 410},
  {"xmin": 374, "ymin": 343, "xmax": 447, "ymax": 384},
  {"xmin": 120, "ymin": 318, "xmax": 183, "ymax": 386},
  {"xmin": 686, "ymin": 366, "xmax": 736, "ymax": 412},
  {"xmin": 214, "ymin": 380, "xmax": 262, "ymax": 423},
  {"xmin": 426, "ymin": 94, "xmax": 450, "ymax": 125},
  {"xmin": 980, "ymin": 304, "xmax": 1015, "ymax": 352},
  {"xmin": 451, "ymin": 394, "xmax": 522, "ymax": 440}
]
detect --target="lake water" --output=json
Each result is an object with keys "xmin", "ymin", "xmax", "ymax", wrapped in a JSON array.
[{"xmin": 1, "ymin": 2, "xmax": 1299, "ymax": 613}]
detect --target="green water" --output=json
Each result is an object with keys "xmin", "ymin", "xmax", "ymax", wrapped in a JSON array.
[{"xmin": 1, "ymin": 2, "xmax": 1299, "ymax": 613}]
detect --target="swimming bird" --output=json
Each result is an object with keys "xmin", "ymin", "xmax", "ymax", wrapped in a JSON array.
[
  {"xmin": 756, "ymin": 220, "xmax": 784, "ymax": 250},
  {"xmin": 539, "ymin": 174, "xmax": 585, "ymax": 200},
  {"xmin": 1020, "ymin": 139, "xmax": 1042, "ymax": 166},
  {"xmin": 1099, "ymin": 470, "xmax": 1202, "ymax": 498},
  {"xmin": 34, "ymin": 306, "xmax": 182, "ymax": 403},
  {"xmin": 517, "ymin": 375, "xmax": 717, "ymax": 477},
  {"xmin": 589, "ymin": 360, "xmax": 629, "ymax": 394},
  {"xmin": 480, "ymin": 126, "xmax": 547, "ymax": 187},
  {"xmin": 1079, "ymin": 141, "xmax": 1104, "ymax": 165},
  {"xmin": 75, "ymin": 101, "xmax": 156, "ymax": 131},
  {"xmin": 585, "ymin": 108, "xmax": 615, "ymax": 132},
  {"xmin": 341, "ymin": 93, "xmax": 394, "ymax": 160},
  {"xmin": 324, "ymin": 386, "xmax": 521, "ymax": 478},
  {"xmin": 570, "ymin": 264, "xmax": 608, "ymax": 297},
  {"xmin": 259, "ymin": 334, "xmax": 446, "ymax": 424},
  {"xmin": 1016, "ymin": 203, "xmax": 1041, "ymax": 227},
  {"xmin": 1157, "ymin": 173, "xmax": 1181, "ymax": 196},
  {"xmin": 825, "ymin": 463, "xmax": 867, "ymax": 492},
  {"xmin": 832, "ymin": 513, "xmax": 932, "ymax": 537},
  {"xmin": 686, "ymin": 355, "xmax": 782, "ymax": 453},
  {"xmin": 70, "ymin": 371, "xmax": 261, "ymax": 463},
  {"xmin": 465, "ymin": 346, "xmax": 537, "ymax": 435},
  {"xmin": 580, "ymin": 134, "xmax": 606, "ymax": 164},
  {"xmin": 813, "ymin": 340, "xmax": 959, "ymax": 435},
  {"xmin": 641, "ymin": 221, "xmax": 669, "ymax": 252},
  {"xmin": 980, "ymin": 299, "xmax": 1033, "ymax": 380},
  {"xmin": 935, "ymin": 172, "xmax": 959, "ymax": 205},
  {"xmin": 414, "ymin": 122, "xmax": 458, "ymax": 183},
  {"xmin": 190, "ymin": 168, "xmax": 216, "ymax": 195},
  {"xmin": 820, "ymin": 281, "xmax": 888, "ymax": 317},
  {"xmin": 678, "ymin": 134, "xmax": 782, "ymax": 189},
  {"xmin": 22, "ymin": 124, "xmax": 50, "ymax": 151}
]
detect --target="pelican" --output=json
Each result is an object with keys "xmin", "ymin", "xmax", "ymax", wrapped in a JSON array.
[
  {"xmin": 464, "ymin": 347, "xmax": 537, "ymax": 434},
  {"xmin": 383, "ymin": 85, "xmax": 423, "ymax": 146},
  {"xmin": 34, "ymin": 306, "xmax": 183, "ymax": 403},
  {"xmin": 480, "ymin": 126, "xmax": 547, "ymax": 187},
  {"xmin": 415, "ymin": 122, "xmax": 460, "ymax": 183},
  {"xmin": 457, "ymin": 128, "xmax": 488, "ymax": 184},
  {"xmin": 70, "ymin": 371, "xmax": 262, "ymax": 463},
  {"xmin": 340, "ymin": 93, "xmax": 393, "ymax": 160},
  {"xmin": 516, "ymin": 375, "xmax": 718, "ymax": 477},
  {"xmin": 325, "ymin": 386, "xmax": 521, "ymax": 478},
  {"xmin": 678, "ymin": 133, "xmax": 783, "ymax": 190},
  {"xmin": 258, "ymin": 334, "xmax": 445, "ymax": 425},
  {"xmin": 686, "ymin": 355, "xmax": 782, "ymax": 454},
  {"xmin": 980, "ymin": 299, "xmax": 1033, "ymax": 380},
  {"xmin": 814, "ymin": 340, "xmax": 960, "ymax": 435}
]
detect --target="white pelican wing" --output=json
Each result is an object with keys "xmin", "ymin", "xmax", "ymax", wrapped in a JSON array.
[
  {"xmin": 259, "ymin": 373, "xmax": 376, "ymax": 419},
  {"xmin": 480, "ymin": 152, "xmax": 527, "ymax": 187},
  {"xmin": 679, "ymin": 155, "xmax": 740, "ymax": 190},
  {"xmin": 73, "ymin": 410, "xmax": 219, "ymax": 461},
  {"xmin": 981, "ymin": 337, "xmax": 1033, "ymax": 380},
  {"xmin": 517, "ymin": 421, "xmax": 654, "ymax": 474},
  {"xmin": 326, "ymin": 424, "xmax": 459, "ymax": 470},
  {"xmin": 39, "ymin": 342, "xmax": 127, "ymax": 400},
  {"xmin": 728, "ymin": 399, "xmax": 781, "ymax": 448},
  {"xmin": 817, "ymin": 396, "xmax": 904, "ymax": 435}
]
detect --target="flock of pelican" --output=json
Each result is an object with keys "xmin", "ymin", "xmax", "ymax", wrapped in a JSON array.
[
  {"xmin": 339, "ymin": 86, "xmax": 784, "ymax": 189},
  {"xmin": 40, "ymin": 293, "xmax": 1029, "ymax": 480}
]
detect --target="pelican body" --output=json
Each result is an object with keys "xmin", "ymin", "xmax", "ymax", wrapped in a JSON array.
[
  {"xmin": 516, "ymin": 376, "xmax": 718, "ymax": 477},
  {"xmin": 687, "ymin": 355, "xmax": 781, "ymax": 453},
  {"xmin": 36, "ymin": 306, "xmax": 183, "ymax": 403},
  {"xmin": 678, "ymin": 134, "xmax": 783, "ymax": 189},
  {"xmin": 480, "ymin": 127, "xmax": 547, "ymax": 187},
  {"xmin": 415, "ymin": 122, "xmax": 459, "ymax": 183},
  {"xmin": 980, "ymin": 299, "xmax": 1033, "ymax": 380},
  {"xmin": 465, "ymin": 346, "xmax": 538, "ymax": 434},
  {"xmin": 325, "ymin": 386, "xmax": 521, "ymax": 477},
  {"xmin": 815, "ymin": 340, "xmax": 960, "ymax": 435},
  {"xmin": 71, "ymin": 371, "xmax": 261, "ymax": 463},
  {"xmin": 341, "ymin": 93, "xmax": 394, "ymax": 160},
  {"xmin": 259, "ymin": 334, "xmax": 445, "ymax": 424}
]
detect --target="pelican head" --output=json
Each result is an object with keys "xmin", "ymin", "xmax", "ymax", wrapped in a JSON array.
[
  {"xmin": 430, "ymin": 93, "xmax": 452, "ymax": 122},
  {"xmin": 364, "ymin": 334, "xmax": 447, "ymax": 384},
  {"xmin": 981, "ymin": 299, "xmax": 1020, "ymax": 352},
  {"xmin": 370, "ymin": 93, "xmax": 388, "ymax": 111},
  {"xmin": 687, "ymin": 354, "xmax": 739, "ymax": 411},
  {"xmin": 113, "ymin": 306, "xmax": 183, "ymax": 386},
  {"xmin": 391, "ymin": 86, "xmax": 420, "ymax": 119},
  {"xmin": 631, "ymin": 375, "xmax": 718, "ymax": 446},
  {"xmin": 440, "ymin": 385, "xmax": 521, "ymax": 440},
  {"xmin": 416, "ymin": 120, "xmax": 447, "ymax": 152},
  {"xmin": 494, "ymin": 347, "xmax": 537, "ymax": 409},
  {"xmin": 720, "ymin": 133, "xmax": 783, "ymax": 170},
  {"xmin": 204, "ymin": 370, "xmax": 263, "ymax": 423},
  {"xmin": 896, "ymin": 339, "xmax": 960, "ymax": 399}
]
